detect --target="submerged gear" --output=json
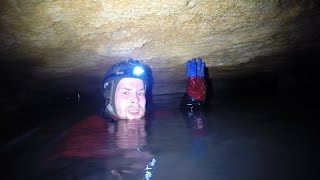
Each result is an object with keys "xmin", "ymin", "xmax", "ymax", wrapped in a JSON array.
[{"xmin": 102, "ymin": 59, "xmax": 149, "ymax": 118}]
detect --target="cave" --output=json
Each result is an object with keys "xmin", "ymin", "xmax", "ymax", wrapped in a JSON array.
[{"xmin": 1, "ymin": 0, "xmax": 319, "ymax": 179}]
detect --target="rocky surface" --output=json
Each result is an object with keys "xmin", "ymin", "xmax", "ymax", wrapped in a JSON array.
[{"xmin": 0, "ymin": 0, "xmax": 319, "ymax": 94}]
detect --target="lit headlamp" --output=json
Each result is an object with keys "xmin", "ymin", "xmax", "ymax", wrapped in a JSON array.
[
  {"xmin": 133, "ymin": 66, "xmax": 145, "ymax": 76},
  {"xmin": 109, "ymin": 66, "xmax": 146, "ymax": 80}
]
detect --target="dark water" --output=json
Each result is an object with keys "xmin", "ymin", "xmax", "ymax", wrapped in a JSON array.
[{"xmin": 1, "ymin": 94, "xmax": 319, "ymax": 180}]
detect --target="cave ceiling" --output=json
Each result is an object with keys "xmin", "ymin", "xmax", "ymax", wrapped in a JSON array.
[{"xmin": 1, "ymin": 0, "xmax": 319, "ymax": 94}]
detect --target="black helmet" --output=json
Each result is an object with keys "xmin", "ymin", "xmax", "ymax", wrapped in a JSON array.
[{"xmin": 102, "ymin": 59, "xmax": 149, "ymax": 118}]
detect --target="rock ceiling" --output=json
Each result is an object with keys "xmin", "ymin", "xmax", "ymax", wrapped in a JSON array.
[{"xmin": 0, "ymin": 0, "xmax": 319, "ymax": 95}]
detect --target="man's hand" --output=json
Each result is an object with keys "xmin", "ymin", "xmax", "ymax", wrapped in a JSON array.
[{"xmin": 186, "ymin": 57, "xmax": 205, "ymax": 77}]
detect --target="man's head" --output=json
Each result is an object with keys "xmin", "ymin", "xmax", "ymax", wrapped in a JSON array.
[{"xmin": 102, "ymin": 59, "xmax": 148, "ymax": 120}]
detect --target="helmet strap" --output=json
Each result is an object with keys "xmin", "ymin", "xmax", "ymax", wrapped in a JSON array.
[
  {"xmin": 105, "ymin": 80, "xmax": 118, "ymax": 118},
  {"xmin": 106, "ymin": 103, "xmax": 114, "ymax": 115}
]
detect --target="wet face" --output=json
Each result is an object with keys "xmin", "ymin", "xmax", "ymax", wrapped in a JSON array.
[{"xmin": 114, "ymin": 78, "xmax": 146, "ymax": 120}]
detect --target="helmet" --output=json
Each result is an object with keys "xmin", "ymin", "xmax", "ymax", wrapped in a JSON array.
[{"xmin": 102, "ymin": 59, "xmax": 149, "ymax": 118}]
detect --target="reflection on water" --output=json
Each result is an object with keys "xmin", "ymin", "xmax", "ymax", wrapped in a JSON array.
[
  {"xmin": 115, "ymin": 118, "xmax": 147, "ymax": 149},
  {"xmin": 50, "ymin": 115, "xmax": 155, "ymax": 180},
  {"xmin": 109, "ymin": 117, "xmax": 154, "ymax": 178},
  {"xmin": 3, "ymin": 96, "xmax": 318, "ymax": 180}
]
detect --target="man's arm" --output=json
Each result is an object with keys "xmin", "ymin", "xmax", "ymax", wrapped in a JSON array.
[{"xmin": 179, "ymin": 58, "xmax": 207, "ymax": 111}]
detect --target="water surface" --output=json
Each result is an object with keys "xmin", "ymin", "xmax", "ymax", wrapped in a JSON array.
[{"xmin": 2, "ymin": 94, "xmax": 318, "ymax": 180}]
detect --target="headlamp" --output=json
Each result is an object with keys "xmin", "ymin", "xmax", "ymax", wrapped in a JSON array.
[{"xmin": 133, "ymin": 66, "xmax": 145, "ymax": 76}]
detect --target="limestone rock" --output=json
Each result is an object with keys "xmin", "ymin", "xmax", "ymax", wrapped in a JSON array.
[{"xmin": 0, "ymin": 0, "xmax": 319, "ymax": 94}]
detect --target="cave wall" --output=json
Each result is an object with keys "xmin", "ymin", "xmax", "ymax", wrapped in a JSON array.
[
  {"xmin": 1, "ymin": 1, "xmax": 320, "ymax": 145},
  {"xmin": 1, "ymin": 0, "xmax": 319, "ymax": 94}
]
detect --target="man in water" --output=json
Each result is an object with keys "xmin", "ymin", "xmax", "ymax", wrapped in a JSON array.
[
  {"xmin": 51, "ymin": 58, "xmax": 207, "ymax": 180},
  {"xmin": 102, "ymin": 57, "xmax": 207, "ymax": 120}
]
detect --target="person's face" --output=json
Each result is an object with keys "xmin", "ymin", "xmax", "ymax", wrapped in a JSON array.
[{"xmin": 114, "ymin": 78, "xmax": 146, "ymax": 120}]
